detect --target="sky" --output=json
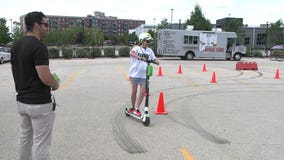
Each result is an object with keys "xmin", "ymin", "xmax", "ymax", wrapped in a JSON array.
[{"xmin": 1, "ymin": 0, "xmax": 283, "ymax": 30}]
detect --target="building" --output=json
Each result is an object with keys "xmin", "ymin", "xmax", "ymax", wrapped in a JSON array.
[
  {"xmin": 87, "ymin": 11, "xmax": 145, "ymax": 36},
  {"xmin": 241, "ymin": 26, "xmax": 269, "ymax": 51},
  {"xmin": 20, "ymin": 11, "xmax": 145, "ymax": 36},
  {"xmin": 216, "ymin": 17, "xmax": 243, "ymax": 31},
  {"xmin": 216, "ymin": 17, "xmax": 272, "ymax": 50}
]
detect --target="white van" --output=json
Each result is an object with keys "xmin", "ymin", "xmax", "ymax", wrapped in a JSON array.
[
  {"xmin": 0, "ymin": 47, "xmax": 11, "ymax": 64},
  {"xmin": 157, "ymin": 29, "xmax": 246, "ymax": 61}
]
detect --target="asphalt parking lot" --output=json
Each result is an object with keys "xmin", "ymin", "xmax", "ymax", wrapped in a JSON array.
[{"xmin": 1, "ymin": 57, "xmax": 284, "ymax": 160}]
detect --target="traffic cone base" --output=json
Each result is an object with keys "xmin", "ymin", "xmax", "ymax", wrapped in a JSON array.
[
  {"xmin": 274, "ymin": 69, "xmax": 280, "ymax": 79},
  {"xmin": 155, "ymin": 92, "xmax": 168, "ymax": 115}
]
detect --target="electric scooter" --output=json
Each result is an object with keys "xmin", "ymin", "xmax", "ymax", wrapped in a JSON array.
[{"xmin": 125, "ymin": 57, "xmax": 158, "ymax": 126}]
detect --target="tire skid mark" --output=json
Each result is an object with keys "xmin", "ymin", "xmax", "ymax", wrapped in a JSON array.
[
  {"xmin": 233, "ymin": 70, "xmax": 263, "ymax": 80},
  {"xmin": 165, "ymin": 90, "xmax": 230, "ymax": 144},
  {"xmin": 223, "ymin": 70, "xmax": 243, "ymax": 78},
  {"xmin": 112, "ymin": 110, "xmax": 147, "ymax": 154},
  {"xmin": 164, "ymin": 89, "xmax": 284, "ymax": 144}
]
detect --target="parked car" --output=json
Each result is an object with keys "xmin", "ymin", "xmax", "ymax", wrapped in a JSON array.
[
  {"xmin": 0, "ymin": 47, "xmax": 11, "ymax": 64},
  {"xmin": 270, "ymin": 44, "xmax": 284, "ymax": 60}
]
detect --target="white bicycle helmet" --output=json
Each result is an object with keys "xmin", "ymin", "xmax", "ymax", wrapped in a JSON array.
[{"xmin": 139, "ymin": 32, "xmax": 153, "ymax": 42}]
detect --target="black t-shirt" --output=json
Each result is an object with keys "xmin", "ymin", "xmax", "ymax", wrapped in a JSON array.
[{"xmin": 11, "ymin": 36, "xmax": 51, "ymax": 104}]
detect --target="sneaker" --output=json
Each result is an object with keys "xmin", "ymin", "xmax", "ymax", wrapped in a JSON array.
[
  {"xmin": 127, "ymin": 107, "xmax": 135, "ymax": 113},
  {"xmin": 133, "ymin": 108, "xmax": 142, "ymax": 116}
]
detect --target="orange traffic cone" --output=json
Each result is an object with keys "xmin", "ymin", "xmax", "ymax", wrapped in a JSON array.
[
  {"xmin": 210, "ymin": 72, "xmax": 217, "ymax": 83},
  {"xmin": 157, "ymin": 66, "xmax": 163, "ymax": 76},
  {"xmin": 177, "ymin": 64, "xmax": 183, "ymax": 74},
  {"xmin": 155, "ymin": 92, "xmax": 168, "ymax": 114},
  {"xmin": 202, "ymin": 64, "xmax": 207, "ymax": 72},
  {"xmin": 274, "ymin": 69, "xmax": 280, "ymax": 79}
]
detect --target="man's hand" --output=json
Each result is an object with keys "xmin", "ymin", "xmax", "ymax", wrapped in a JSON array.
[{"xmin": 51, "ymin": 83, "xmax": 59, "ymax": 90}]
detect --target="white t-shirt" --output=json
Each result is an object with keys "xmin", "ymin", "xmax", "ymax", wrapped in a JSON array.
[{"xmin": 128, "ymin": 45, "xmax": 156, "ymax": 78}]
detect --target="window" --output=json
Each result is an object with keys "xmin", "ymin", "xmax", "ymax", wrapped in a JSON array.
[
  {"xmin": 256, "ymin": 33, "xmax": 266, "ymax": 45},
  {"xmin": 244, "ymin": 37, "xmax": 250, "ymax": 45},
  {"xmin": 184, "ymin": 36, "xmax": 198, "ymax": 44}
]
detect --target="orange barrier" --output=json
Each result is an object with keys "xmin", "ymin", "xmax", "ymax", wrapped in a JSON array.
[{"xmin": 236, "ymin": 62, "xmax": 258, "ymax": 70}]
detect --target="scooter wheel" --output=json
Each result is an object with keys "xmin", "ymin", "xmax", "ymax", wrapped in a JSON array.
[
  {"xmin": 143, "ymin": 117, "xmax": 150, "ymax": 126},
  {"xmin": 125, "ymin": 108, "xmax": 130, "ymax": 116}
]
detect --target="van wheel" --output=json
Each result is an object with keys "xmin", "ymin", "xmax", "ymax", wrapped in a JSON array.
[
  {"xmin": 185, "ymin": 52, "xmax": 194, "ymax": 60},
  {"xmin": 0, "ymin": 58, "xmax": 4, "ymax": 64},
  {"xmin": 233, "ymin": 53, "xmax": 241, "ymax": 61}
]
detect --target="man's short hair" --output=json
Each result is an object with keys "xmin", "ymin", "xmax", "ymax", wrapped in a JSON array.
[{"xmin": 24, "ymin": 11, "xmax": 46, "ymax": 32}]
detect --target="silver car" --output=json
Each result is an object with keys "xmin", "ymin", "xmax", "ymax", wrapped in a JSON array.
[{"xmin": 0, "ymin": 47, "xmax": 10, "ymax": 64}]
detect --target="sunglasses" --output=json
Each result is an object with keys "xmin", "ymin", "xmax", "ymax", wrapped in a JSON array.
[
  {"xmin": 146, "ymin": 40, "xmax": 151, "ymax": 43},
  {"xmin": 40, "ymin": 22, "xmax": 49, "ymax": 27}
]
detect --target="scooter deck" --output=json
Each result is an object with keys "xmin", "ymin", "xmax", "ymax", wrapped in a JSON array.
[{"xmin": 125, "ymin": 108, "xmax": 142, "ymax": 120}]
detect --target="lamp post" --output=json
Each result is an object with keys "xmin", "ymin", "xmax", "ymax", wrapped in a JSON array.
[
  {"xmin": 265, "ymin": 21, "xmax": 269, "ymax": 57},
  {"xmin": 10, "ymin": 19, "xmax": 12, "ymax": 33},
  {"xmin": 171, "ymin": 9, "xmax": 173, "ymax": 29},
  {"xmin": 153, "ymin": 18, "xmax": 156, "ymax": 32},
  {"xmin": 81, "ymin": 19, "xmax": 85, "ymax": 45}
]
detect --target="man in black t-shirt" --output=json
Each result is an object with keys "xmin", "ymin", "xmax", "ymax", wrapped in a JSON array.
[{"xmin": 11, "ymin": 11, "xmax": 59, "ymax": 160}]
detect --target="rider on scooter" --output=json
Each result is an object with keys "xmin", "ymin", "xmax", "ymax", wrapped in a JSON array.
[{"xmin": 127, "ymin": 32, "xmax": 159, "ymax": 116}]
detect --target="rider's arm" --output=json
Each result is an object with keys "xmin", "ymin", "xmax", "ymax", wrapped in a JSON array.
[
  {"xmin": 153, "ymin": 59, "xmax": 159, "ymax": 65},
  {"xmin": 129, "ymin": 50, "xmax": 140, "ymax": 59}
]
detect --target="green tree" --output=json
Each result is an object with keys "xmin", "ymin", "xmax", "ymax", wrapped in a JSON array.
[
  {"xmin": 117, "ymin": 32, "xmax": 128, "ymax": 45},
  {"xmin": 128, "ymin": 32, "xmax": 138, "ymax": 45},
  {"xmin": 184, "ymin": 4, "xmax": 212, "ymax": 31},
  {"xmin": 11, "ymin": 21, "xmax": 24, "ymax": 42},
  {"xmin": 44, "ymin": 29, "xmax": 59, "ymax": 45},
  {"xmin": 268, "ymin": 19, "xmax": 284, "ymax": 46},
  {"xmin": 0, "ymin": 18, "xmax": 12, "ymax": 45},
  {"xmin": 85, "ymin": 27, "xmax": 100, "ymax": 46},
  {"xmin": 225, "ymin": 19, "xmax": 242, "ymax": 32},
  {"xmin": 44, "ymin": 26, "xmax": 81, "ymax": 45},
  {"xmin": 157, "ymin": 18, "xmax": 171, "ymax": 30},
  {"xmin": 225, "ymin": 19, "xmax": 244, "ymax": 44}
]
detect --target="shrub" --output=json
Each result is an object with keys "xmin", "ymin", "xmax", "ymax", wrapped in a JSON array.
[
  {"xmin": 76, "ymin": 48, "xmax": 89, "ymax": 58},
  {"xmin": 62, "ymin": 48, "xmax": 73, "ymax": 59},
  {"xmin": 270, "ymin": 50, "xmax": 284, "ymax": 58},
  {"xmin": 118, "ymin": 46, "xmax": 130, "ymax": 57},
  {"xmin": 247, "ymin": 50, "xmax": 263, "ymax": 57},
  {"xmin": 104, "ymin": 47, "xmax": 115, "ymax": 57},
  {"xmin": 48, "ymin": 48, "xmax": 60, "ymax": 58},
  {"xmin": 89, "ymin": 47, "xmax": 101, "ymax": 58}
]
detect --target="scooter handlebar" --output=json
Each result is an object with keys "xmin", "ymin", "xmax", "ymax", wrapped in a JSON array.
[{"xmin": 147, "ymin": 60, "xmax": 159, "ymax": 65}]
